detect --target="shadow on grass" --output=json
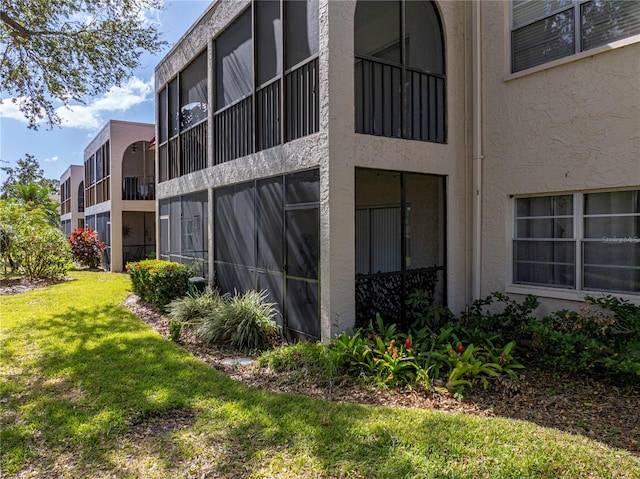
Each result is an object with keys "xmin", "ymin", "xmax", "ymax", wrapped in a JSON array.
[{"xmin": 2, "ymin": 290, "xmax": 638, "ymax": 478}]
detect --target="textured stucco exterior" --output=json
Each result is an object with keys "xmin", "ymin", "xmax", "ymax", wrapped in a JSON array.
[
  {"xmin": 84, "ymin": 120, "xmax": 155, "ymax": 272},
  {"xmin": 59, "ymin": 164, "xmax": 84, "ymax": 231},
  {"xmin": 155, "ymin": 0, "xmax": 472, "ymax": 340},
  {"xmin": 155, "ymin": 0, "xmax": 639, "ymax": 339},
  {"xmin": 478, "ymin": 1, "xmax": 640, "ymax": 312}
]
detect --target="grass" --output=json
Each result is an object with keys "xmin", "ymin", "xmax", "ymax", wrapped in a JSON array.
[{"xmin": 1, "ymin": 270, "xmax": 639, "ymax": 479}]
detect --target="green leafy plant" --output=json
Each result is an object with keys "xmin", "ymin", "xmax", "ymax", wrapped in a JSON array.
[
  {"xmin": 168, "ymin": 319, "xmax": 182, "ymax": 342},
  {"xmin": 258, "ymin": 341, "xmax": 339, "ymax": 384},
  {"xmin": 126, "ymin": 259, "xmax": 194, "ymax": 310},
  {"xmin": 407, "ymin": 291, "xmax": 455, "ymax": 331},
  {"xmin": 526, "ymin": 296, "xmax": 640, "ymax": 380},
  {"xmin": 458, "ymin": 292, "xmax": 539, "ymax": 348},
  {"xmin": 16, "ymin": 224, "xmax": 72, "ymax": 279},
  {"xmin": 198, "ymin": 289, "xmax": 281, "ymax": 351}
]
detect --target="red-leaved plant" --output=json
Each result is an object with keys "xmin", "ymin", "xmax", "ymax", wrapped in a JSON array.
[{"xmin": 69, "ymin": 227, "xmax": 106, "ymax": 269}]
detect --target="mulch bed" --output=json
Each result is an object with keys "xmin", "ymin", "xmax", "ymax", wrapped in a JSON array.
[{"xmin": 122, "ymin": 294, "xmax": 640, "ymax": 456}]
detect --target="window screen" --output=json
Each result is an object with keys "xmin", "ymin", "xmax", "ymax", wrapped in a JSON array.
[
  {"xmin": 354, "ymin": 0, "xmax": 401, "ymax": 63},
  {"xmin": 169, "ymin": 78, "xmax": 179, "ymax": 137},
  {"xmin": 216, "ymin": 9, "xmax": 253, "ymax": 110},
  {"xmin": 180, "ymin": 51, "xmax": 208, "ymax": 130},
  {"xmin": 158, "ymin": 87, "xmax": 168, "ymax": 143},
  {"xmin": 513, "ymin": 195, "xmax": 576, "ymax": 288},
  {"xmin": 582, "ymin": 190, "xmax": 640, "ymax": 294},
  {"xmin": 214, "ymin": 183, "xmax": 256, "ymax": 267},
  {"xmin": 257, "ymin": 177, "xmax": 284, "ymax": 272},
  {"xmin": 511, "ymin": 0, "xmax": 640, "ymax": 73},
  {"xmin": 285, "ymin": 0, "xmax": 319, "ymax": 69},
  {"xmin": 286, "ymin": 169, "xmax": 320, "ymax": 204},
  {"xmin": 405, "ymin": 0, "xmax": 444, "ymax": 74},
  {"xmin": 256, "ymin": 0, "xmax": 282, "ymax": 86},
  {"xmin": 581, "ymin": 0, "xmax": 640, "ymax": 51}
]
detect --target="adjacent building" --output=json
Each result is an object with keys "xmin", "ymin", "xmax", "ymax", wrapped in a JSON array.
[
  {"xmin": 82, "ymin": 120, "xmax": 156, "ymax": 272},
  {"xmin": 59, "ymin": 164, "xmax": 85, "ymax": 237},
  {"xmin": 154, "ymin": 0, "xmax": 639, "ymax": 341}
]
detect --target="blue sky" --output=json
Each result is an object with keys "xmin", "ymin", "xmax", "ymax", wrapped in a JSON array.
[{"xmin": 0, "ymin": 0, "xmax": 211, "ymax": 183}]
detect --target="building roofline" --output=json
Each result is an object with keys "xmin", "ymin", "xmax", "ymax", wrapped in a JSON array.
[{"xmin": 155, "ymin": 0, "xmax": 218, "ymax": 73}]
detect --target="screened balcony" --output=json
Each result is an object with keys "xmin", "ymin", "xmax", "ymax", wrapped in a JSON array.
[
  {"xmin": 355, "ymin": 168, "xmax": 447, "ymax": 329},
  {"xmin": 354, "ymin": 0, "xmax": 446, "ymax": 144}
]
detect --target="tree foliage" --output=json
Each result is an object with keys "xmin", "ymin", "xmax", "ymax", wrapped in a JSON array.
[
  {"xmin": 1, "ymin": 154, "xmax": 57, "ymax": 198},
  {"xmin": 1, "ymin": 0, "xmax": 165, "ymax": 129},
  {"xmin": 0, "ymin": 199, "xmax": 71, "ymax": 278}
]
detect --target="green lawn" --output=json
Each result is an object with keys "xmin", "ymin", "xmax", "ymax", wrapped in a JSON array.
[{"xmin": 1, "ymin": 270, "xmax": 639, "ymax": 478}]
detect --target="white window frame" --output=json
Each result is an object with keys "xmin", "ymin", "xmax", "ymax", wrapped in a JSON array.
[{"xmin": 508, "ymin": 189, "xmax": 640, "ymax": 302}]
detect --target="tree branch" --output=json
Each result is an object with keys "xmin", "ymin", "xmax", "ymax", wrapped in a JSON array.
[{"xmin": 0, "ymin": 10, "xmax": 31, "ymax": 39}]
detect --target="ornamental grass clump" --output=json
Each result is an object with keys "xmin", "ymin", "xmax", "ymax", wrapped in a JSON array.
[
  {"xmin": 198, "ymin": 289, "xmax": 281, "ymax": 351},
  {"xmin": 166, "ymin": 287, "xmax": 224, "ymax": 342}
]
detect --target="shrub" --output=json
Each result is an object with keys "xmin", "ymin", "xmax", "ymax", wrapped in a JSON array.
[
  {"xmin": 198, "ymin": 289, "xmax": 281, "ymax": 351},
  {"xmin": 17, "ymin": 224, "xmax": 72, "ymax": 279},
  {"xmin": 526, "ymin": 296, "xmax": 640, "ymax": 379},
  {"xmin": 0, "ymin": 222, "xmax": 16, "ymax": 273},
  {"xmin": 126, "ymin": 259, "xmax": 193, "ymax": 310},
  {"xmin": 456, "ymin": 292, "xmax": 539, "ymax": 348},
  {"xmin": 0, "ymin": 200, "xmax": 71, "ymax": 277},
  {"xmin": 69, "ymin": 227, "xmax": 106, "ymax": 268}
]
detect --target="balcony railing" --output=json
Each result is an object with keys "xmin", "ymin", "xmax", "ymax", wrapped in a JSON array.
[
  {"xmin": 122, "ymin": 176, "xmax": 155, "ymax": 201},
  {"xmin": 180, "ymin": 120, "xmax": 207, "ymax": 175},
  {"xmin": 286, "ymin": 57, "xmax": 319, "ymax": 142},
  {"xmin": 355, "ymin": 56, "xmax": 446, "ymax": 144},
  {"xmin": 256, "ymin": 80, "xmax": 281, "ymax": 152},
  {"xmin": 214, "ymin": 96, "xmax": 254, "ymax": 165}
]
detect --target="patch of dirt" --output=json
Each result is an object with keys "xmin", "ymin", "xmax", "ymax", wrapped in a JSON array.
[
  {"xmin": 125, "ymin": 294, "xmax": 639, "ymax": 455},
  {"xmin": 126, "ymin": 408, "xmax": 198, "ymax": 438},
  {"xmin": 0, "ymin": 276, "xmax": 73, "ymax": 295}
]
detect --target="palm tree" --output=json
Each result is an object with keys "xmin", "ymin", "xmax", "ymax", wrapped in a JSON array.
[{"xmin": 13, "ymin": 183, "xmax": 60, "ymax": 227}]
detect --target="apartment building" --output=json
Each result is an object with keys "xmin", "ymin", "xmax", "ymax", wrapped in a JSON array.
[
  {"xmin": 59, "ymin": 164, "xmax": 85, "ymax": 237},
  {"xmin": 155, "ymin": 0, "xmax": 639, "ymax": 341},
  {"xmin": 82, "ymin": 120, "xmax": 156, "ymax": 272}
]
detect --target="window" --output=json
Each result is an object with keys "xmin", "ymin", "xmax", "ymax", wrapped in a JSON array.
[
  {"xmin": 158, "ymin": 192, "xmax": 208, "ymax": 276},
  {"xmin": 216, "ymin": 10, "xmax": 253, "ymax": 111},
  {"xmin": 213, "ymin": 169, "xmax": 320, "ymax": 339},
  {"xmin": 354, "ymin": 0, "xmax": 446, "ymax": 143},
  {"xmin": 511, "ymin": 0, "xmax": 640, "ymax": 73},
  {"xmin": 513, "ymin": 190, "xmax": 639, "ymax": 295},
  {"xmin": 77, "ymin": 181, "xmax": 84, "ymax": 212},
  {"xmin": 180, "ymin": 52, "xmax": 208, "ymax": 131}
]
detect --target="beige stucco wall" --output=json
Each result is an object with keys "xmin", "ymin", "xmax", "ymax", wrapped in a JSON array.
[
  {"xmin": 59, "ymin": 164, "xmax": 84, "ymax": 230},
  {"xmin": 84, "ymin": 120, "xmax": 155, "ymax": 272},
  {"xmin": 325, "ymin": 0, "xmax": 472, "ymax": 333},
  {"xmin": 478, "ymin": 1, "xmax": 640, "ymax": 312},
  {"xmin": 154, "ymin": 0, "xmax": 472, "ymax": 339}
]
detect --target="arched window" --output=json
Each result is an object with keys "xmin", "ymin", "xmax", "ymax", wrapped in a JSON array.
[
  {"xmin": 354, "ymin": 0, "xmax": 446, "ymax": 143},
  {"xmin": 77, "ymin": 181, "xmax": 84, "ymax": 212}
]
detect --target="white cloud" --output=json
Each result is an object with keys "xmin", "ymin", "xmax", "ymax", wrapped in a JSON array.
[
  {"xmin": 0, "ymin": 76, "xmax": 154, "ymax": 130},
  {"xmin": 0, "ymin": 98, "xmax": 31, "ymax": 123},
  {"xmin": 43, "ymin": 156, "xmax": 59, "ymax": 163},
  {"xmin": 57, "ymin": 76, "xmax": 154, "ymax": 129}
]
